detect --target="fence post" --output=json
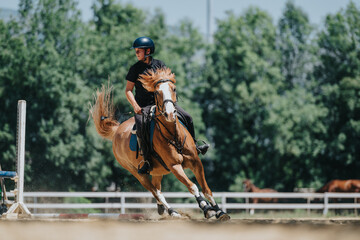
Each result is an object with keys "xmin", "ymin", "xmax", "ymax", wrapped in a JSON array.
[
  {"xmin": 105, "ymin": 197, "xmax": 109, "ymax": 214},
  {"xmin": 221, "ymin": 194, "xmax": 227, "ymax": 212},
  {"xmin": 246, "ymin": 197, "xmax": 249, "ymax": 214},
  {"xmin": 121, "ymin": 194, "xmax": 125, "ymax": 214},
  {"xmin": 323, "ymin": 193, "xmax": 328, "ymax": 216},
  {"xmin": 355, "ymin": 197, "xmax": 358, "ymax": 217},
  {"xmin": 33, "ymin": 196, "xmax": 37, "ymax": 214},
  {"xmin": 3, "ymin": 100, "xmax": 32, "ymax": 218}
]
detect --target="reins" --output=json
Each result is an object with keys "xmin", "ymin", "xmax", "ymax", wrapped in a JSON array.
[
  {"xmin": 155, "ymin": 118, "xmax": 187, "ymax": 154},
  {"xmin": 153, "ymin": 79, "xmax": 187, "ymax": 154}
]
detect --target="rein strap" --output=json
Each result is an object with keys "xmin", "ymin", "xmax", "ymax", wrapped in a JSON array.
[{"xmin": 155, "ymin": 119, "xmax": 187, "ymax": 154}]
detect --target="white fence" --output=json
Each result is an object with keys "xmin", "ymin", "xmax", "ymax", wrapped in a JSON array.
[{"xmin": 6, "ymin": 192, "xmax": 360, "ymax": 215}]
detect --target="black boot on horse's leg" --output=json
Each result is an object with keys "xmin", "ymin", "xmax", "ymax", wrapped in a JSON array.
[
  {"xmin": 196, "ymin": 195, "xmax": 216, "ymax": 219},
  {"xmin": 210, "ymin": 203, "xmax": 230, "ymax": 221},
  {"xmin": 157, "ymin": 204, "xmax": 166, "ymax": 215}
]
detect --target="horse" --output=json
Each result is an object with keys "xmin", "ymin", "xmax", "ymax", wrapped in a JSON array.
[
  {"xmin": 242, "ymin": 179, "xmax": 278, "ymax": 203},
  {"xmin": 90, "ymin": 67, "xmax": 230, "ymax": 220},
  {"xmin": 242, "ymin": 179, "xmax": 278, "ymax": 215},
  {"xmin": 316, "ymin": 179, "xmax": 360, "ymax": 193},
  {"xmin": 316, "ymin": 179, "xmax": 360, "ymax": 213}
]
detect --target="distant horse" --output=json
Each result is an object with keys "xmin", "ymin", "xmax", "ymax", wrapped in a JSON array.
[
  {"xmin": 316, "ymin": 180, "xmax": 360, "ymax": 193},
  {"xmin": 243, "ymin": 179, "xmax": 278, "ymax": 203},
  {"xmin": 242, "ymin": 179, "xmax": 278, "ymax": 215},
  {"xmin": 90, "ymin": 68, "xmax": 230, "ymax": 220},
  {"xmin": 316, "ymin": 180, "xmax": 360, "ymax": 212}
]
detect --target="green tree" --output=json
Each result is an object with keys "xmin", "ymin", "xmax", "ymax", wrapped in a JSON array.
[
  {"xmin": 199, "ymin": 8, "xmax": 283, "ymax": 190},
  {"xmin": 0, "ymin": 0, "xmax": 92, "ymax": 190},
  {"xmin": 269, "ymin": 1, "xmax": 327, "ymax": 190},
  {"xmin": 0, "ymin": 19, "xmax": 24, "ymax": 173},
  {"xmin": 277, "ymin": 0, "xmax": 316, "ymax": 90},
  {"xmin": 314, "ymin": 2, "xmax": 360, "ymax": 181}
]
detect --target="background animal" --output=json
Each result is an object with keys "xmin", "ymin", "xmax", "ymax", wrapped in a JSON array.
[
  {"xmin": 316, "ymin": 179, "xmax": 360, "ymax": 193},
  {"xmin": 242, "ymin": 179, "xmax": 278, "ymax": 204}
]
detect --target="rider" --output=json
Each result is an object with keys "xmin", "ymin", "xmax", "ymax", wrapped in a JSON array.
[{"xmin": 125, "ymin": 36, "xmax": 210, "ymax": 174}]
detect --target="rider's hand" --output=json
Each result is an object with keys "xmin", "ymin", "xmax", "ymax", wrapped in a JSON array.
[{"xmin": 134, "ymin": 106, "xmax": 142, "ymax": 114}]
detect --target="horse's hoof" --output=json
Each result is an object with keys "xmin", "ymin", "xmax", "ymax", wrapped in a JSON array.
[
  {"xmin": 157, "ymin": 204, "xmax": 166, "ymax": 215},
  {"xmin": 168, "ymin": 208, "xmax": 181, "ymax": 218},
  {"xmin": 205, "ymin": 209, "xmax": 216, "ymax": 219},
  {"xmin": 217, "ymin": 212, "xmax": 231, "ymax": 221},
  {"xmin": 171, "ymin": 212, "xmax": 181, "ymax": 218}
]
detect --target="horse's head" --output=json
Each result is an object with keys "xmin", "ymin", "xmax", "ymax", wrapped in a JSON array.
[
  {"xmin": 139, "ymin": 67, "xmax": 177, "ymax": 122},
  {"xmin": 242, "ymin": 179, "xmax": 253, "ymax": 192}
]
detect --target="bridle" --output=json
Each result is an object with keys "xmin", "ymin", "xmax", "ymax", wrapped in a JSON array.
[
  {"xmin": 153, "ymin": 79, "xmax": 186, "ymax": 154},
  {"xmin": 153, "ymin": 79, "xmax": 176, "ymax": 117}
]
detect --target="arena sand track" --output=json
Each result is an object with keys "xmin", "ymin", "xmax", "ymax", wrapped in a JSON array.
[{"xmin": 1, "ymin": 217, "xmax": 360, "ymax": 240}]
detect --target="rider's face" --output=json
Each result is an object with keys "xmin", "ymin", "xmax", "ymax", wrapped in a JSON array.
[
  {"xmin": 135, "ymin": 48, "xmax": 145, "ymax": 61},
  {"xmin": 135, "ymin": 48, "xmax": 150, "ymax": 61}
]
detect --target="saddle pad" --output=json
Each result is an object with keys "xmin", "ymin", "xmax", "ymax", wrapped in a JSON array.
[{"xmin": 129, "ymin": 120, "xmax": 187, "ymax": 152}]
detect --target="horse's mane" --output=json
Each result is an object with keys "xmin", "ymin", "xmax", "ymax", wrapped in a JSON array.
[{"xmin": 138, "ymin": 67, "xmax": 176, "ymax": 92}]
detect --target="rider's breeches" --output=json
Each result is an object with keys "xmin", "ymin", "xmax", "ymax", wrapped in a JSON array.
[{"xmin": 134, "ymin": 105, "xmax": 153, "ymax": 139}]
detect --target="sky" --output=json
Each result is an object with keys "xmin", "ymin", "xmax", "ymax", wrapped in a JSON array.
[{"xmin": 1, "ymin": 0, "xmax": 359, "ymax": 36}]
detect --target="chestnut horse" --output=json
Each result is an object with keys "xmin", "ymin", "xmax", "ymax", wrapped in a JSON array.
[
  {"xmin": 316, "ymin": 179, "xmax": 360, "ymax": 209},
  {"xmin": 242, "ymin": 179, "xmax": 278, "ymax": 215},
  {"xmin": 242, "ymin": 179, "xmax": 278, "ymax": 203},
  {"xmin": 316, "ymin": 180, "xmax": 360, "ymax": 193},
  {"xmin": 90, "ymin": 68, "xmax": 230, "ymax": 220}
]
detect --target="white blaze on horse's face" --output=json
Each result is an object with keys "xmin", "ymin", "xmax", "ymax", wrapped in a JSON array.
[{"xmin": 159, "ymin": 82, "xmax": 176, "ymax": 122}]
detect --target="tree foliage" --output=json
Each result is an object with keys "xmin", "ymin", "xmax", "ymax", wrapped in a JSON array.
[{"xmin": 314, "ymin": 2, "xmax": 360, "ymax": 182}]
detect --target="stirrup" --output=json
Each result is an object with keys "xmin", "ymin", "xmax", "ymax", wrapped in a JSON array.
[{"xmin": 138, "ymin": 160, "xmax": 151, "ymax": 174}]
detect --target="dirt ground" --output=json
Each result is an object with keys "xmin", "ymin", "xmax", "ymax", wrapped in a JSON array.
[{"xmin": 1, "ymin": 217, "xmax": 360, "ymax": 240}]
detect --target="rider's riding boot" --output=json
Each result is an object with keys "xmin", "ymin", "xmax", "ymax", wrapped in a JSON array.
[
  {"xmin": 196, "ymin": 140, "xmax": 210, "ymax": 155},
  {"xmin": 137, "ymin": 138, "xmax": 152, "ymax": 174}
]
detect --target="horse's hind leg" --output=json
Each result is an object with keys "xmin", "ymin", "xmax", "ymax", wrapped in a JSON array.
[
  {"xmin": 152, "ymin": 175, "xmax": 166, "ymax": 215},
  {"xmin": 132, "ymin": 171, "xmax": 180, "ymax": 217},
  {"xmin": 190, "ymin": 160, "xmax": 230, "ymax": 220}
]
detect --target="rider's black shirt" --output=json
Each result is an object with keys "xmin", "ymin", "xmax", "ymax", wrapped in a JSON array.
[{"xmin": 126, "ymin": 58, "xmax": 166, "ymax": 108}]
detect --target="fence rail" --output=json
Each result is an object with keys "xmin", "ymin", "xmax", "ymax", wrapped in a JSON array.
[{"xmin": 5, "ymin": 192, "xmax": 360, "ymax": 215}]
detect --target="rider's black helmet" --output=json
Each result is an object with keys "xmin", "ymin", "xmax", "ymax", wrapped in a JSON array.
[{"xmin": 131, "ymin": 36, "xmax": 155, "ymax": 54}]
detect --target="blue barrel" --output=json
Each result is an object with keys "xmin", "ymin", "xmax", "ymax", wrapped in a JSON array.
[{"xmin": 0, "ymin": 171, "xmax": 16, "ymax": 178}]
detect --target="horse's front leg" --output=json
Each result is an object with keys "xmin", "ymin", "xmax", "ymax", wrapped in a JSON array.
[
  {"xmin": 190, "ymin": 160, "xmax": 231, "ymax": 220},
  {"xmin": 249, "ymin": 198, "xmax": 258, "ymax": 215},
  {"xmin": 170, "ymin": 164, "xmax": 218, "ymax": 219}
]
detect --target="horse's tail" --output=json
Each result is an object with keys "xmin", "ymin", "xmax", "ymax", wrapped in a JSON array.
[{"xmin": 90, "ymin": 84, "xmax": 119, "ymax": 140}]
